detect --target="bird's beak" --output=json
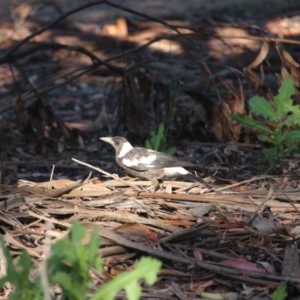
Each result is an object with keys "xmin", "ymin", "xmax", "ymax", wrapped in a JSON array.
[{"xmin": 100, "ymin": 137, "xmax": 113, "ymax": 145}]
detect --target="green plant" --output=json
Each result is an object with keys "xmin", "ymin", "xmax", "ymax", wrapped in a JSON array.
[
  {"xmin": 145, "ymin": 79, "xmax": 178, "ymax": 155},
  {"xmin": 145, "ymin": 122, "xmax": 176, "ymax": 155},
  {"xmin": 0, "ymin": 248, "xmax": 43, "ymax": 300},
  {"xmin": 271, "ymin": 284, "xmax": 287, "ymax": 300},
  {"xmin": 47, "ymin": 222, "xmax": 102, "ymax": 300},
  {"xmin": 0, "ymin": 222, "xmax": 161, "ymax": 300},
  {"xmin": 231, "ymin": 77, "xmax": 300, "ymax": 163},
  {"xmin": 92, "ymin": 257, "xmax": 161, "ymax": 300}
]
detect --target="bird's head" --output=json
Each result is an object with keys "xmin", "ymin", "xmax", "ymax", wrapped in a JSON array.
[{"xmin": 100, "ymin": 136, "xmax": 133, "ymax": 157}]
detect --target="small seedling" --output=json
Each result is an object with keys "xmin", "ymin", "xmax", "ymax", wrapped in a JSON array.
[
  {"xmin": 145, "ymin": 123, "xmax": 176, "ymax": 155},
  {"xmin": 93, "ymin": 257, "xmax": 161, "ymax": 300},
  {"xmin": 0, "ymin": 222, "xmax": 161, "ymax": 300},
  {"xmin": 231, "ymin": 77, "xmax": 300, "ymax": 164},
  {"xmin": 271, "ymin": 284, "xmax": 287, "ymax": 300}
]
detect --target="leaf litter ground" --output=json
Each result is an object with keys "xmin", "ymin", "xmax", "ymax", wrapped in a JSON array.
[{"xmin": 1, "ymin": 1, "xmax": 300, "ymax": 298}]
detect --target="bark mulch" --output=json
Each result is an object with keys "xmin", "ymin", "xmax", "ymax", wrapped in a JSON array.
[{"xmin": 1, "ymin": 163, "xmax": 300, "ymax": 298}]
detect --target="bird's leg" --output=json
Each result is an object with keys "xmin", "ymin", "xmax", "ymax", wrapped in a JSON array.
[
  {"xmin": 184, "ymin": 172, "xmax": 215, "ymax": 192},
  {"xmin": 144, "ymin": 178, "xmax": 161, "ymax": 192},
  {"xmin": 156, "ymin": 179, "xmax": 165, "ymax": 191}
]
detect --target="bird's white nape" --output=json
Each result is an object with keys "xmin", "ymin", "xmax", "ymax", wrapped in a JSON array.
[{"xmin": 117, "ymin": 141, "xmax": 134, "ymax": 157}]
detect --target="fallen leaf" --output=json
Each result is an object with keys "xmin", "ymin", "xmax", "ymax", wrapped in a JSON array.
[
  {"xmin": 221, "ymin": 259, "xmax": 266, "ymax": 274},
  {"xmin": 114, "ymin": 223, "xmax": 158, "ymax": 241}
]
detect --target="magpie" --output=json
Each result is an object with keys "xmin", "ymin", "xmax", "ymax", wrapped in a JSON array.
[{"xmin": 100, "ymin": 136, "xmax": 210, "ymax": 188}]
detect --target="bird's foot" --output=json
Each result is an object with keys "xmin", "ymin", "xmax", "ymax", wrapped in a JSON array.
[{"xmin": 144, "ymin": 179, "xmax": 162, "ymax": 192}]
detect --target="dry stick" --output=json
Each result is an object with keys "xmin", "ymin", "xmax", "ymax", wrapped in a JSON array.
[
  {"xmin": 98, "ymin": 245, "xmax": 127, "ymax": 257},
  {"xmin": 26, "ymin": 207, "xmax": 299, "ymax": 286},
  {"xmin": 215, "ymin": 175, "xmax": 281, "ymax": 192},
  {"xmin": 159, "ymin": 222, "xmax": 211, "ymax": 243},
  {"xmin": 214, "ymin": 33, "xmax": 300, "ymax": 46},
  {"xmin": 4, "ymin": 1, "xmax": 291, "ymax": 114},
  {"xmin": 40, "ymin": 222, "xmax": 52, "ymax": 300},
  {"xmin": 49, "ymin": 165, "xmax": 55, "ymax": 182},
  {"xmin": 248, "ymin": 185, "xmax": 275, "ymax": 224},
  {"xmin": 0, "ymin": 35, "xmax": 166, "ymax": 114},
  {"xmin": 0, "ymin": 0, "xmax": 183, "ymax": 64},
  {"xmin": 0, "ymin": 0, "xmax": 250, "ymax": 115},
  {"xmin": 48, "ymin": 176, "xmax": 93, "ymax": 198},
  {"xmin": 2, "ymin": 0, "xmax": 300, "ymax": 65},
  {"xmin": 72, "ymin": 158, "xmax": 142, "ymax": 191},
  {"xmin": 13, "ymin": 42, "xmax": 124, "ymax": 74},
  {"xmin": 7, "ymin": 42, "xmax": 123, "ymax": 104},
  {"xmin": 3, "ymin": 0, "xmax": 299, "ymax": 101},
  {"xmin": 108, "ymin": 1, "xmax": 300, "ymax": 45},
  {"xmin": 0, "ymin": 65, "xmax": 97, "ymax": 114},
  {"xmin": 274, "ymin": 182, "xmax": 300, "ymax": 214},
  {"xmin": 18, "ymin": 174, "xmax": 93, "ymax": 198},
  {"xmin": 0, "ymin": 1, "xmax": 106, "ymax": 63},
  {"xmin": 243, "ymin": 176, "xmax": 300, "ymax": 215},
  {"xmin": 1, "ymin": 0, "xmax": 184, "ymax": 113},
  {"xmin": 28, "ymin": 211, "xmax": 70, "ymax": 229},
  {"xmin": 95, "ymin": 225, "xmax": 300, "ymax": 285}
]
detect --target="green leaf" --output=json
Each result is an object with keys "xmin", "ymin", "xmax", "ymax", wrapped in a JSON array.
[
  {"xmin": 0, "ymin": 241, "xmax": 43, "ymax": 300},
  {"xmin": 279, "ymin": 77, "xmax": 295, "ymax": 99},
  {"xmin": 249, "ymin": 96, "xmax": 277, "ymax": 120},
  {"xmin": 282, "ymin": 115, "xmax": 297, "ymax": 127},
  {"xmin": 51, "ymin": 272, "xmax": 74, "ymax": 295},
  {"xmin": 48, "ymin": 222, "xmax": 102, "ymax": 300},
  {"xmin": 165, "ymin": 146, "xmax": 176, "ymax": 156},
  {"xmin": 288, "ymin": 104, "xmax": 300, "ymax": 118},
  {"xmin": 231, "ymin": 114, "xmax": 255, "ymax": 126},
  {"xmin": 232, "ymin": 78, "xmax": 300, "ymax": 164},
  {"xmin": 92, "ymin": 257, "xmax": 161, "ymax": 300},
  {"xmin": 280, "ymin": 130, "xmax": 300, "ymax": 142},
  {"xmin": 145, "ymin": 139, "xmax": 152, "ymax": 149},
  {"xmin": 201, "ymin": 291, "xmax": 238, "ymax": 300},
  {"xmin": 271, "ymin": 284, "xmax": 287, "ymax": 300},
  {"xmin": 274, "ymin": 77, "xmax": 296, "ymax": 116},
  {"xmin": 274, "ymin": 94, "xmax": 293, "ymax": 116},
  {"xmin": 155, "ymin": 123, "xmax": 165, "ymax": 150},
  {"xmin": 257, "ymin": 134, "xmax": 274, "ymax": 144},
  {"xmin": 277, "ymin": 77, "xmax": 295, "ymax": 103},
  {"xmin": 274, "ymin": 133, "xmax": 287, "ymax": 146},
  {"xmin": 145, "ymin": 123, "xmax": 176, "ymax": 154},
  {"xmin": 282, "ymin": 145, "xmax": 298, "ymax": 157},
  {"xmin": 231, "ymin": 114, "xmax": 273, "ymax": 133},
  {"xmin": 262, "ymin": 147, "xmax": 279, "ymax": 161}
]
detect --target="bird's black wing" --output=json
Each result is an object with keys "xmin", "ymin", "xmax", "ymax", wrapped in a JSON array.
[{"xmin": 120, "ymin": 147, "xmax": 196, "ymax": 171}]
